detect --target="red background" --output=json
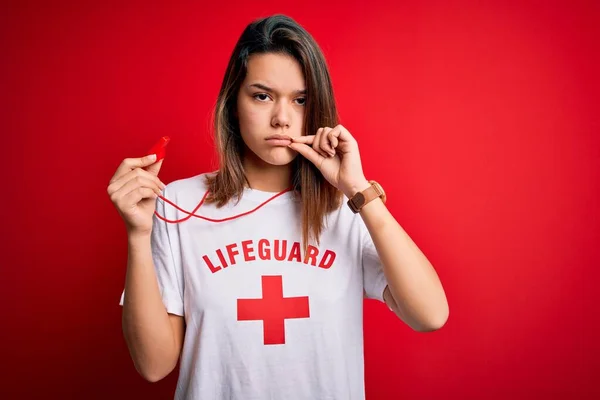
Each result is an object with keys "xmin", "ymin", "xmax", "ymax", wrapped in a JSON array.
[{"xmin": 2, "ymin": 0, "xmax": 598, "ymax": 399}]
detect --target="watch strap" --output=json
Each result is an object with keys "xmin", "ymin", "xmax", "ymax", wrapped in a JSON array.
[{"xmin": 347, "ymin": 181, "xmax": 385, "ymax": 213}]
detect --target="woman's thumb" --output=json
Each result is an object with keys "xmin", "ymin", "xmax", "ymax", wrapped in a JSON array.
[{"xmin": 145, "ymin": 158, "xmax": 164, "ymax": 176}]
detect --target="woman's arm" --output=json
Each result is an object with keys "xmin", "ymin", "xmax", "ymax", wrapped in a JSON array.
[
  {"xmin": 288, "ymin": 125, "xmax": 449, "ymax": 332},
  {"xmin": 353, "ymin": 180, "xmax": 449, "ymax": 332},
  {"xmin": 122, "ymin": 233, "xmax": 186, "ymax": 381}
]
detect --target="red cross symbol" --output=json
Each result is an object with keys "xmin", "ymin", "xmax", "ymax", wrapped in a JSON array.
[{"xmin": 237, "ymin": 275, "xmax": 310, "ymax": 345}]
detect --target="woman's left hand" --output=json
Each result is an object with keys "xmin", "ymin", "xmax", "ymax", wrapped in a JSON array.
[{"xmin": 288, "ymin": 124, "xmax": 370, "ymax": 198}]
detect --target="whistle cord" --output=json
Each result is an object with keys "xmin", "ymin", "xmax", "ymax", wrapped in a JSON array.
[{"xmin": 153, "ymin": 187, "xmax": 294, "ymax": 224}]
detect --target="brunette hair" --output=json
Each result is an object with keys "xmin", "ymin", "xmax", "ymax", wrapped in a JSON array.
[{"xmin": 205, "ymin": 14, "xmax": 342, "ymax": 251}]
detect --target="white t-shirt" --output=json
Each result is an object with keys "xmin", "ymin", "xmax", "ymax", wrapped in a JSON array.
[{"xmin": 119, "ymin": 172, "xmax": 389, "ymax": 399}]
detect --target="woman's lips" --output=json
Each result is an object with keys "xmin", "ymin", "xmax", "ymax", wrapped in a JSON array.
[{"xmin": 265, "ymin": 134, "xmax": 292, "ymax": 146}]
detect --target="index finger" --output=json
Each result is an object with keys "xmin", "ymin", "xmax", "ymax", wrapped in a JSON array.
[
  {"xmin": 110, "ymin": 154, "xmax": 157, "ymax": 184},
  {"xmin": 291, "ymin": 135, "xmax": 315, "ymax": 145},
  {"xmin": 110, "ymin": 136, "xmax": 170, "ymax": 183}
]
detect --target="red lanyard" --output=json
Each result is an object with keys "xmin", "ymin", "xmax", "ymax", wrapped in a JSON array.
[
  {"xmin": 154, "ymin": 187, "xmax": 293, "ymax": 224},
  {"xmin": 145, "ymin": 136, "xmax": 293, "ymax": 224}
]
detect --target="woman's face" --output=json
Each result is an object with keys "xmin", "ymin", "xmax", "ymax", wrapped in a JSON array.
[{"xmin": 236, "ymin": 52, "xmax": 306, "ymax": 167}]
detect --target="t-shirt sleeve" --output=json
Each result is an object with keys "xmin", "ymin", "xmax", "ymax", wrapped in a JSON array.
[
  {"xmin": 119, "ymin": 188, "xmax": 185, "ymax": 316},
  {"xmin": 360, "ymin": 218, "xmax": 389, "ymax": 303}
]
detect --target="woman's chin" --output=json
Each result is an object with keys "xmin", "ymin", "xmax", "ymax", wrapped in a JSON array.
[{"xmin": 262, "ymin": 148, "xmax": 298, "ymax": 166}]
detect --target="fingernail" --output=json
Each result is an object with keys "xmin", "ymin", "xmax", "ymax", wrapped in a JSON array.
[{"xmin": 148, "ymin": 154, "xmax": 157, "ymax": 161}]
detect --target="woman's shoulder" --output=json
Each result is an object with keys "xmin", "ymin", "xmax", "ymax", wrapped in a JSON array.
[{"xmin": 163, "ymin": 170, "xmax": 216, "ymax": 197}]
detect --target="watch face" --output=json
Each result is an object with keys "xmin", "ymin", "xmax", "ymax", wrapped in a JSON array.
[
  {"xmin": 370, "ymin": 181, "xmax": 382, "ymax": 195},
  {"xmin": 375, "ymin": 184, "xmax": 384, "ymax": 196},
  {"xmin": 369, "ymin": 181, "xmax": 385, "ymax": 203}
]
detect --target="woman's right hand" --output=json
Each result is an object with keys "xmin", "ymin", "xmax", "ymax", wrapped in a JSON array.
[{"xmin": 107, "ymin": 154, "xmax": 166, "ymax": 236}]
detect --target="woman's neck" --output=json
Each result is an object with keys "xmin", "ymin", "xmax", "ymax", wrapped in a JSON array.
[{"xmin": 242, "ymin": 154, "xmax": 293, "ymax": 193}]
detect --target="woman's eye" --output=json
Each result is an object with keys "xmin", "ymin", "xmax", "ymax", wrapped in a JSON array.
[
  {"xmin": 254, "ymin": 93, "xmax": 270, "ymax": 102},
  {"xmin": 253, "ymin": 93, "xmax": 305, "ymax": 105}
]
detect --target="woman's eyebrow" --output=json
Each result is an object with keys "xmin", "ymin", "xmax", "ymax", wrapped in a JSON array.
[{"xmin": 248, "ymin": 83, "xmax": 306, "ymax": 95}]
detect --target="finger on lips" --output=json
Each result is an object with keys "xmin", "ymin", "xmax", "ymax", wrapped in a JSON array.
[
  {"xmin": 290, "ymin": 135, "xmax": 314, "ymax": 144},
  {"xmin": 290, "ymin": 129, "xmax": 336, "ymax": 158}
]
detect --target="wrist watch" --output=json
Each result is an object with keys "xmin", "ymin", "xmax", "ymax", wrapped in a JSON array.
[{"xmin": 347, "ymin": 180, "xmax": 386, "ymax": 213}]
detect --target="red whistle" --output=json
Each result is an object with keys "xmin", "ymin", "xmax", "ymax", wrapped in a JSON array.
[{"xmin": 147, "ymin": 136, "xmax": 171, "ymax": 161}]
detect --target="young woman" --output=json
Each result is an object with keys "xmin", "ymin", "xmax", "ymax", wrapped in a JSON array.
[{"xmin": 108, "ymin": 14, "xmax": 448, "ymax": 400}]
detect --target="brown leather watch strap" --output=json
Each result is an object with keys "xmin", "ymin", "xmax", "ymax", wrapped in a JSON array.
[{"xmin": 347, "ymin": 181, "xmax": 386, "ymax": 213}]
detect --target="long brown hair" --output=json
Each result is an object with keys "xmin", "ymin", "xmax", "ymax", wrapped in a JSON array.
[{"xmin": 205, "ymin": 14, "xmax": 343, "ymax": 252}]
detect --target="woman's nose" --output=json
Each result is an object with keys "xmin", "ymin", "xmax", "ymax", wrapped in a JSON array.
[{"xmin": 271, "ymin": 102, "xmax": 291, "ymax": 128}]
